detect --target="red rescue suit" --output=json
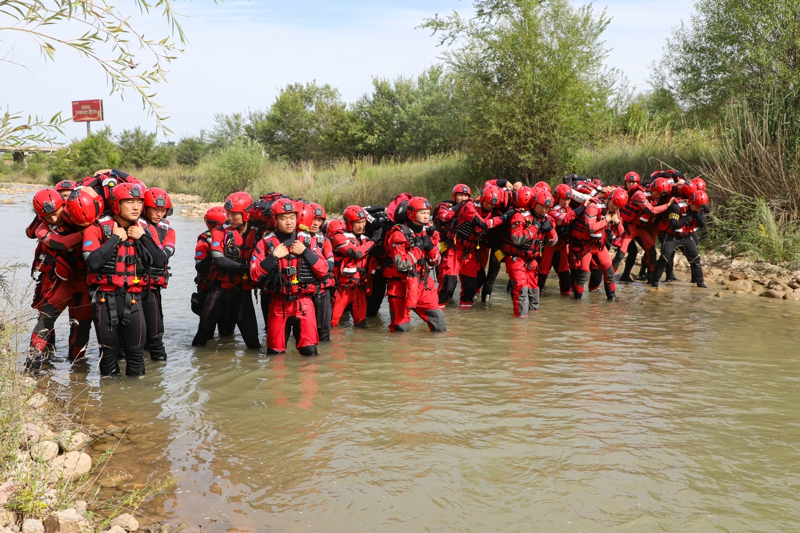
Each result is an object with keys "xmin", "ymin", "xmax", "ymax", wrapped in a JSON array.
[
  {"xmin": 383, "ymin": 224, "xmax": 447, "ymax": 332},
  {"xmin": 538, "ymin": 204, "xmax": 577, "ymax": 295},
  {"xmin": 500, "ymin": 209, "xmax": 557, "ymax": 317},
  {"xmin": 251, "ymin": 230, "xmax": 329, "ymax": 354},
  {"xmin": 614, "ymin": 184, "xmax": 670, "ymax": 274},
  {"xmin": 28, "ymin": 220, "xmax": 92, "ymax": 365},
  {"xmin": 331, "ymin": 231, "xmax": 375, "ymax": 327},
  {"xmin": 569, "ymin": 199, "xmax": 623, "ymax": 300}
]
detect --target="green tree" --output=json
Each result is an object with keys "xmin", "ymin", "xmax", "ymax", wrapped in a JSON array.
[
  {"xmin": 117, "ymin": 127, "xmax": 159, "ymax": 169},
  {"xmin": 348, "ymin": 67, "xmax": 462, "ymax": 160},
  {"xmin": 246, "ymin": 82, "xmax": 347, "ymax": 161},
  {"xmin": 209, "ymin": 113, "xmax": 248, "ymax": 149},
  {"xmin": 422, "ymin": 0, "xmax": 618, "ymax": 181},
  {"xmin": 175, "ymin": 134, "xmax": 210, "ymax": 167},
  {"xmin": 1, "ymin": 0, "xmax": 188, "ymax": 145},
  {"xmin": 652, "ymin": 0, "xmax": 800, "ymax": 117},
  {"xmin": 50, "ymin": 127, "xmax": 121, "ymax": 181}
]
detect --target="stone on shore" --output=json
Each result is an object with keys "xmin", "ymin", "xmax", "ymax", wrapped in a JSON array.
[
  {"xmin": 22, "ymin": 519, "xmax": 44, "ymax": 533},
  {"xmin": 784, "ymin": 291, "xmax": 800, "ymax": 301},
  {"xmin": 30, "ymin": 441, "xmax": 59, "ymax": 462},
  {"xmin": 0, "ymin": 508, "xmax": 15, "ymax": 527},
  {"xmin": 729, "ymin": 272, "xmax": 748, "ymax": 280},
  {"xmin": 104, "ymin": 526, "xmax": 126, "ymax": 533},
  {"xmin": 44, "ymin": 509, "xmax": 89, "ymax": 533},
  {"xmin": 0, "ymin": 481, "xmax": 18, "ymax": 506},
  {"xmin": 109, "ymin": 514, "xmax": 138, "ymax": 532},
  {"xmin": 22, "ymin": 423, "xmax": 42, "ymax": 444},
  {"xmin": 57, "ymin": 432, "xmax": 88, "ymax": 453},
  {"xmin": 46, "ymin": 452, "xmax": 91, "ymax": 483},
  {"xmin": 26, "ymin": 394, "xmax": 48, "ymax": 409}
]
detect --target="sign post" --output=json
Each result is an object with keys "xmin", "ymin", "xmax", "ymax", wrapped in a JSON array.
[{"xmin": 71, "ymin": 100, "xmax": 104, "ymax": 137}]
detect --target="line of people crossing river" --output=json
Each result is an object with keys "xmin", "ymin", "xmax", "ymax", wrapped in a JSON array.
[{"xmin": 24, "ymin": 168, "xmax": 710, "ymax": 375}]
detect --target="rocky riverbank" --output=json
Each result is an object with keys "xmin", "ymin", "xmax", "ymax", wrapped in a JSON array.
[{"xmin": 0, "ymin": 364, "xmax": 171, "ymax": 533}]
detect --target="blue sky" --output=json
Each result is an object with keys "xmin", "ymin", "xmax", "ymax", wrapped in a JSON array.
[{"xmin": 1, "ymin": 0, "xmax": 694, "ymax": 141}]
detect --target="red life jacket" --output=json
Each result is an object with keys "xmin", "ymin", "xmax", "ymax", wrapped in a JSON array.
[
  {"xmin": 47, "ymin": 223, "xmax": 88, "ymax": 282},
  {"xmin": 213, "ymin": 224, "xmax": 258, "ymax": 290},
  {"xmin": 149, "ymin": 220, "xmax": 172, "ymax": 288},
  {"xmin": 619, "ymin": 184, "xmax": 649, "ymax": 225},
  {"xmin": 194, "ymin": 230, "xmax": 216, "ymax": 289},
  {"xmin": 334, "ymin": 232, "xmax": 371, "ymax": 288},
  {"xmin": 667, "ymin": 201, "xmax": 697, "ymax": 236},
  {"xmin": 382, "ymin": 224, "xmax": 432, "ymax": 280},
  {"xmin": 501, "ymin": 209, "xmax": 544, "ymax": 261},
  {"xmin": 87, "ymin": 216, "xmax": 148, "ymax": 293},
  {"xmin": 571, "ymin": 199, "xmax": 607, "ymax": 242},
  {"xmin": 260, "ymin": 231, "xmax": 324, "ymax": 297}
]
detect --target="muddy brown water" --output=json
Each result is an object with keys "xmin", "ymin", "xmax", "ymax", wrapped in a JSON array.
[{"xmin": 3, "ymin": 191, "xmax": 800, "ymax": 532}]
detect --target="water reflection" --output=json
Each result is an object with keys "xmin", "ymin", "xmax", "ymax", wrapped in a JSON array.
[{"xmin": 3, "ymin": 192, "xmax": 800, "ymax": 531}]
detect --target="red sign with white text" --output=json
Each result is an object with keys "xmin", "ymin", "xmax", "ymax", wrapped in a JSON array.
[{"xmin": 71, "ymin": 100, "xmax": 104, "ymax": 122}]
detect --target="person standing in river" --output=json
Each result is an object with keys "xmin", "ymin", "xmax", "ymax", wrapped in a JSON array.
[
  {"xmin": 83, "ymin": 182, "xmax": 166, "ymax": 376},
  {"xmin": 192, "ymin": 192, "xmax": 261, "ymax": 350},
  {"xmin": 250, "ymin": 198, "xmax": 329, "ymax": 355},
  {"xmin": 140, "ymin": 187, "xmax": 175, "ymax": 362}
]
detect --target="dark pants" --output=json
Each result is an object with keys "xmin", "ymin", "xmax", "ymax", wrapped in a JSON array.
[
  {"xmin": 313, "ymin": 288, "xmax": 332, "ymax": 341},
  {"xmin": 479, "ymin": 251, "xmax": 501, "ymax": 301},
  {"xmin": 141, "ymin": 288, "xmax": 167, "ymax": 361},
  {"xmin": 93, "ymin": 292, "xmax": 146, "ymax": 376},
  {"xmin": 366, "ymin": 268, "xmax": 387, "ymax": 317},
  {"xmin": 653, "ymin": 234, "xmax": 704, "ymax": 285},
  {"xmin": 192, "ymin": 284, "xmax": 261, "ymax": 349}
]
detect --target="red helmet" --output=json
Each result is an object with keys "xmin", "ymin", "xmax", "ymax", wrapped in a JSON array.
[
  {"xmin": 296, "ymin": 202, "xmax": 315, "ymax": 231},
  {"xmin": 204, "ymin": 206, "xmax": 228, "ymax": 229},
  {"xmin": 692, "ymin": 177, "xmax": 707, "ymax": 192},
  {"xmin": 65, "ymin": 189, "xmax": 101, "ymax": 226},
  {"xmin": 690, "ymin": 190, "xmax": 709, "ymax": 207},
  {"xmin": 481, "ymin": 185, "xmax": 503, "ymax": 207},
  {"xmin": 512, "ymin": 186, "xmax": 534, "ymax": 208},
  {"xmin": 531, "ymin": 188, "xmax": 554, "ymax": 209},
  {"xmin": 343, "ymin": 205, "xmax": 368, "ymax": 230},
  {"xmin": 33, "ymin": 188, "xmax": 65, "ymax": 218},
  {"xmin": 533, "ymin": 181, "xmax": 551, "ymax": 193},
  {"xmin": 680, "ymin": 181, "xmax": 697, "ymax": 199},
  {"xmin": 126, "ymin": 176, "xmax": 147, "ymax": 189},
  {"xmin": 109, "ymin": 182, "xmax": 145, "ymax": 216},
  {"xmin": 224, "ymin": 192, "xmax": 254, "ymax": 222},
  {"xmin": 406, "ymin": 197, "xmax": 431, "ymax": 222},
  {"xmin": 554, "ymin": 184, "xmax": 572, "ymax": 200},
  {"xmin": 649, "ymin": 177, "xmax": 673, "ymax": 198},
  {"xmin": 326, "ymin": 219, "xmax": 346, "ymax": 237},
  {"xmin": 54, "ymin": 180, "xmax": 78, "ymax": 192},
  {"xmin": 271, "ymin": 198, "xmax": 298, "ymax": 222},
  {"xmin": 310, "ymin": 202, "xmax": 326, "ymax": 221},
  {"xmin": 609, "ymin": 187, "xmax": 629, "ymax": 208},
  {"xmin": 623, "ymin": 172, "xmax": 641, "ymax": 184},
  {"xmin": 144, "ymin": 187, "xmax": 173, "ymax": 216},
  {"xmin": 451, "ymin": 184, "xmax": 472, "ymax": 202}
]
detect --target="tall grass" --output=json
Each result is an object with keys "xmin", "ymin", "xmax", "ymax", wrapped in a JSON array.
[
  {"xmin": 139, "ymin": 153, "xmax": 472, "ymax": 212},
  {"xmin": 572, "ymin": 126, "xmax": 718, "ymax": 184}
]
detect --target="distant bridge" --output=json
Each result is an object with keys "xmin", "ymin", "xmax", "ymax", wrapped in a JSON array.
[{"xmin": 0, "ymin": 145, "xmax": 62, "ymax": 166}]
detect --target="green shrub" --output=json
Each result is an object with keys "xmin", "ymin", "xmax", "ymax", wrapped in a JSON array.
[{"xmin": 197, "ymin": 140, "xmax": 265, "ymax": 201}]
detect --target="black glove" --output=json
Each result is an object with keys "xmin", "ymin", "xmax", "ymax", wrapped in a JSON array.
[
  {"xmin": 346, "ymin": 248, "xmax": 364, "ymax": 259},
  {"xmin": 471, "ymin": 215, "xmax": 488, "ymax": 230},
  {"xmin": 539, "ymin": 219, "xmax": 553, "ymax": 233},
  {"xmin": 370, "ymin": 228, "xmax": 383, "ymax": 242},
  {"xmin": 418, "ymin": 236, "xmax": 433, "ymax": 252}
]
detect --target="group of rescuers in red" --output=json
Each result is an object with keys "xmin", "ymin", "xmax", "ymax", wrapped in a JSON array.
[{"xmin": 25, "ymin": 167, "xmax": 711, "ymax": 375}]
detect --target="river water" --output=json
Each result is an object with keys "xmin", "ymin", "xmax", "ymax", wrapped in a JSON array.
[{"xmin": 3, "ymin": 192, "xmax": 800, "ymax": 532}]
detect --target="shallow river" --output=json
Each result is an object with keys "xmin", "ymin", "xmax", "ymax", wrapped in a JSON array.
[{"xmin": 4, "ymin": 194, "xmax": 800, "ymax": 532}]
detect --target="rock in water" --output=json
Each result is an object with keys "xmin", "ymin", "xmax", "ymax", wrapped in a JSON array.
[
  {"xmin": 109, "ymin": 514, "xmax": 138, "ymax": 532},
  {"xmin": 761, "ymin": 289, "xmax": 785, "ymax": 299},
  {"xmin": 784, "ymin": 291, "xmax": 800, "ymax": 301},
  {"xmin": 726, "ymin": 280, "xmax": 752, "ymax": 293},
  {"xmin": 57, "ymin": 431, "xmax": 88, "ymax": 453},
  {"xmin": 44, "ymin": 509, "xmax": 90, "ymax": 533}
]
